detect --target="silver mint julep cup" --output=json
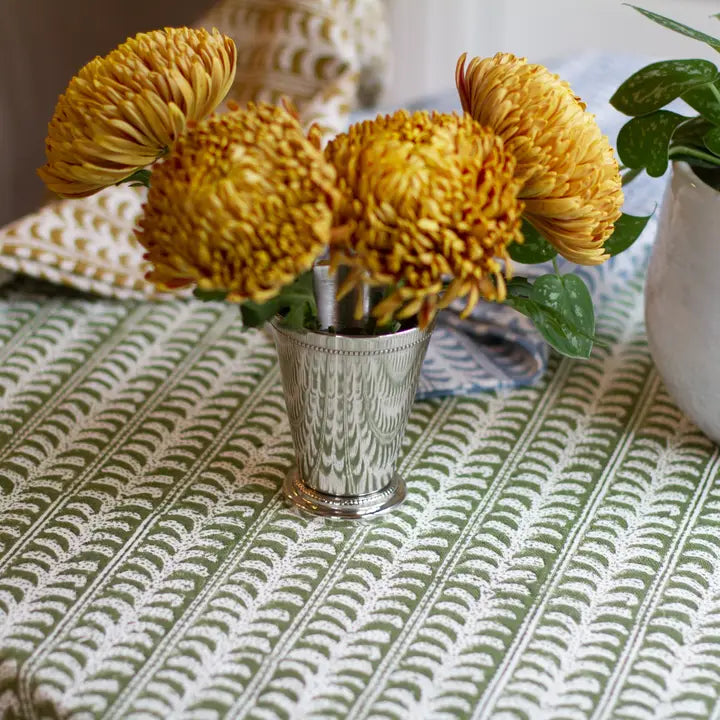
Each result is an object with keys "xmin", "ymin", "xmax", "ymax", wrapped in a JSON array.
[{"xmin": 269, "ymin": 267, "xmax": 433, "ymax": 519}]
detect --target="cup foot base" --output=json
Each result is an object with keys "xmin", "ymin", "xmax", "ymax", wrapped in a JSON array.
[{"xmin": 282, "ymin": 468, "xmax": 406, "ymax": 519}]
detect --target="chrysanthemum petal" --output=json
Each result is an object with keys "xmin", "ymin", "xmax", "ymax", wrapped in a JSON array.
[
  {"xmin": 38, "ymin": 27, "xmax": 237, "ymax": 198},
  {"xmin": 456, "ymin": 52, "xmax": 623, "ymax": 265},
  {"xmin": 325, "ymin": 110, "xmax": 524, "ymax": 326},
  {"xmin": 136, "ymin": 103, "xmax": 339, "ymax": 302}
]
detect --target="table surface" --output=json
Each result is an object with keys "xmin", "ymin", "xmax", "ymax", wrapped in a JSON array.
[{"xmin": 2, "ymin": 55, "xmax": 720, "ymax": 720}]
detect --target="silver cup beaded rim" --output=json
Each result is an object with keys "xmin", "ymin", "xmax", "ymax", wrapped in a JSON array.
[{"xmin": 270, "ymin": 276, "xmax": 434, "ymax": 519}]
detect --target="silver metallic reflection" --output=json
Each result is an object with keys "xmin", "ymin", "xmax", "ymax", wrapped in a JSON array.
[
  {"xmin": 271, "ymin": 301, "xmax": 432, "ymax": 518},
  {"xmin": 312, "ymin": 263, "xmax": 384, "ymax": 332}
]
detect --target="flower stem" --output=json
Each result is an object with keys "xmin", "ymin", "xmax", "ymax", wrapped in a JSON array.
[
  {"xmin": 669, "ymin": 145, "xmax": 720, "ymax": 166},
  {"xmin": 709, "ymin": 82, "xmax": 720, "ymax": 107}
]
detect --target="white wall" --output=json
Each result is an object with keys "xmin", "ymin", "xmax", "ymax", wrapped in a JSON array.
[{"xmin": 384, "ymin": 0, "xmax": 720, "ymax": 105}]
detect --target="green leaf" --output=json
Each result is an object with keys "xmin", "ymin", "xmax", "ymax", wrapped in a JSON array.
[
  {"xmin": 672, "ymin": 116, "xmax": 717, "ymax": 145},
  {"xmin": 118, "ymin": 167, "xmax": 152, "ymax": 188},
  {"xmin": 617, "ymin": 111, "xmax": 687, "ymax": 177},
  {"xmin": 603, "ymin": 212, "xmax": 654, "ymax": 256},
  {"xmin": 682, "ymin": 81, "xmax": 720, "ymax": 125},
  {"xmin": 668, "ymin": 120, "xmax": 720, "ymax": 167},
  {"xmin": 240, "ymin": 297, "xmax": 282, "ymax": 328},
  {"xmin": 625, "ymin": 5, "xmax": 720, "ymax": 52},
  {"xmin": 704, "ymin": 126, "xmax": 720, "ymax": 155},
  {"xmin": 193, "ymin": 288, "xmax": 228, "ymax": 302},
  {"xmin": 239, "ymin": 270, "xmax": 317, "ymax": 330},
  {"xmin": 505, "ymin": 273, "xmax": 595, "ymax": 359},
  {"xmin": 611, "ymin": 59, "xmax": 718, "ymax": 116},
  {"xmin": 532, "ymin": 274, "xmax": 595, "ymax": 356},
  {"xmin": 283, "ymin": 301, "xmax": 308, "ymax": 330},
  {"xmin": 621, "ymin": 167, "xmax": 644, "ymax": 186},
  {"xmin": 506, "ymin": 277, "xmax": 533, "ymax": 299},
  {"xmin": 508, "ymin": 220, "xmax": 558, "ymax": 264}
]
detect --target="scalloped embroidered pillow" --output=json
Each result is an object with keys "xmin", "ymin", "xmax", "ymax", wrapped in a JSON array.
[
  {"xmin": 199, "ymin": 0, "xmax": 390, "ymax": 137},
  {"xmin": 0, "ymin": 186, "xmax": 163, "ymax": 299}
]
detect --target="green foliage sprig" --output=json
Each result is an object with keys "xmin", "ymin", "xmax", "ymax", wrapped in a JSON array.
[
  {"xmin": 612, "ymin": 5, "xmax": 720, "ymax": 189},
  {"xmin": 194, "ymin": 271, "xmax": 318, "ymax": 331},
  {"xmin": 500, "ymin": 213, "xmax": 651, "ymax": 359}
]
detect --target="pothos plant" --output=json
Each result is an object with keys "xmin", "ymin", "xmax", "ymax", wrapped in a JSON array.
[{"xmin": 612, "ymin": 5, "xmax": 720, "ymax": 189}]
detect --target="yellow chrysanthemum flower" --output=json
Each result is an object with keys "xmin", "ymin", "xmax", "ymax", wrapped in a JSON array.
[
  {"xmin": 136, "ymin": 102, "xmax": 339, "ymax": 302},
  {"xmin": 325, "ymin": 110, "xmax": 524, "ymax": 328},
  {"xmin": 38, "ymin": 27, "xmax": 237, "ymax": 198},
  {"xmin": 456, "ymin": 52, "xmax": 623, "ymax": 265}
]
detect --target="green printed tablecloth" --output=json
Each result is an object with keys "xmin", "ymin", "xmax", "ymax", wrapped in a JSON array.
[
  {"xmin": 2, "ymin": 58, "xmax": 720, "ymax": 720},
  {"xmin": 2, "ymin": 261, "xmax": 720, "ymax": 720}
]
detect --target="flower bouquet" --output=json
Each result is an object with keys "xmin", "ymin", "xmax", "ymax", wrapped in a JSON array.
[{"xmin": 37, "ymin": 24, "xmax": 648, "ymax": 515}]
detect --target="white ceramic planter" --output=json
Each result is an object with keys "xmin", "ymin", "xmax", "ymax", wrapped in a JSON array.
[{"xmin": 645, "ymin": 161, "xmax": 720, "ymax": 443}]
